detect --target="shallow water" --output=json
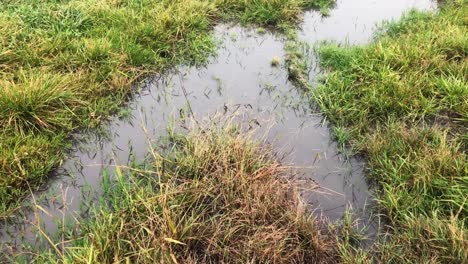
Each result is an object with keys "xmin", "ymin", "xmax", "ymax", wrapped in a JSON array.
[
  {"xmin": 301, "ymin": 0, "xmax": 437, "ymax": 44},
  {"xmin": 0, "ymin": 0, "xmax": 436, "ymax": 254}
]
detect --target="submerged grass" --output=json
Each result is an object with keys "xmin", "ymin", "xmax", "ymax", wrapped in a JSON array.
[
  {"xmin": 26, "ymin": 119, "xmax": 339, "ymax": 263},
  {"xmin": 314, "ymin": 0, "xmax": 467, "ymax": 262},
  {"xmin": 285, "ymin": 29, "xmax": 314, "ymax": 91},
  {"xmin": 0, "ymin": 0, "xmax": 333, "ymax": 216}
]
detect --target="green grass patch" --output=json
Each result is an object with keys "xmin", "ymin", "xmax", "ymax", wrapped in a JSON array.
[
  {"xmin": 0, "ymin": 0, "xmax": 333, "ymax": 217},
  {"xmin": 314, "ymin": 0, "xmax": 467, "ymax": 262}
]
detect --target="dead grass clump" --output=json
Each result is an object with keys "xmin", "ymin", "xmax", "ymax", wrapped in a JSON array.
[{"xmin": 62, "ymin": 120, "xmax": 338, "ymax": 263}]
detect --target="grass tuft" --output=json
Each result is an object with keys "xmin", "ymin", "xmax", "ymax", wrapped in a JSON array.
[
  {"xmin": 32, "ymin": 118, "xmax": 339, "ymax": 263},
  {"xmin": 0, "ymin": 71, "xmax": 85, "ymax": 134}
]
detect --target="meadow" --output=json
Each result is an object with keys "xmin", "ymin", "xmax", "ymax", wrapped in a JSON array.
[{"xmin": 1, "ymin": 0, "xmax": 466, "ymax": 262}]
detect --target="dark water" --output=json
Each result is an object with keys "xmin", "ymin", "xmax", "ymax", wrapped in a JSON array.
[{"xmin": 0, "ymin": 0, "xmax": 436, "ymax": 254}]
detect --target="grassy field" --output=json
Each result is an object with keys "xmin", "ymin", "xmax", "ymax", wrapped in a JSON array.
[
  {"xmin": 0, "ymin": 0, "xmax": 333, "ymax": 217},
  {"xmin": 17, "ymin": 119, "xmax": 339, "ymax": 263},
  {"xmin": 3, "ymin": 0, "xmax": 466, "ymax": 262},
  {"xmin": 314, "ymin": 0, "xmax": 467, "ymax": 262}
]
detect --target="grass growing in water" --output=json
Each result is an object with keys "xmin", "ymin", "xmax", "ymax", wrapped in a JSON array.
[
  {"xmin": 27, "ymin": 119, "xmax": 339, "ymax": 263},
  {"xmin": 0, "ymin": 0, "xmax": 334, "ymax": 216},
  {"xmin": 314, "ymin": 0, "xmax": 467, "ymax": 262}
]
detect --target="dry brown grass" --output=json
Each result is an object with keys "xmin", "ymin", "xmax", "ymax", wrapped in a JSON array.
[{"xmin": 34, "ymin": 119, "xmax": 339, "ymax": 263}]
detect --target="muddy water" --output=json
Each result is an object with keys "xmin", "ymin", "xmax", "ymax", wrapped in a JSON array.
[{"xmin": 0, "ymin": 0, "xmax": 436, "ymax": 253}]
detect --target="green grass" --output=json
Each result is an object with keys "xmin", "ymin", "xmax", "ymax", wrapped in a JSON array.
[
  {"xmin": 314, "ymin": 0, "xmax": 467, "ymax": 262},
  {"xmin": 23, "ymin": 119, "xmax": 339, "ymax": 263},
  {"xmin": 0, "ymin": 0, "xmax": 333, "ymax": 217}
]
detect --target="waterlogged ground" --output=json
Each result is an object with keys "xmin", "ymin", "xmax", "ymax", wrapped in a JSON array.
[{"xmin": 0, "ymin": 0, "xmax": 436, "ymax": 254}]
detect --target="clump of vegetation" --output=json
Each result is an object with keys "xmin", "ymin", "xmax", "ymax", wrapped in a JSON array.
[
  {"xmin": 0, "ymin": 0, "xmax": 334, "ymax": 216},
  {"xmin": 271, "ymin": 56, "xmax": 281, "ymax": 66},
  {"xmin": 314, "ymin": 0, "xmax": 467, "ymax": 262},
  {"xmin": 284, "ymin": 30, "xmax": 313, "ymax": 91},
  {"xmin": 30, "ymin": 119, "xmax": 338, "ymax": 263}
]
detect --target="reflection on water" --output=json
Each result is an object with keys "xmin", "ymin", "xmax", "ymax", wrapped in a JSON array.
[
  {"xmin": 0, "ymin": 0, "xmax": 436, "ymax": 253},
  {"xmin": 301, "ymin": 0, "xmax": 437, "ymax": 44}
]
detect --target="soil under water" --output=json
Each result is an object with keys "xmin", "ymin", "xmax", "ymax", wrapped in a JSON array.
[{"xmin": 0, "ymin": 0, "xmax": 436, "ymax": 254}]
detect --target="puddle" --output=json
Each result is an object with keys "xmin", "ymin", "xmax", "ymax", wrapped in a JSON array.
[
  {"xmin": 0, "ymin": 0, "xmax": 436, "ymax": 254},
  {"xmin": 301, "ymin": 0, "xmax": 437, "ymax": 44}
]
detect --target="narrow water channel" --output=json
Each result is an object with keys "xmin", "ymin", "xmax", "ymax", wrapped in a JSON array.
[{"xmin": 0, "ymin": 0, "xmax": 436, "ymax": 254}]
